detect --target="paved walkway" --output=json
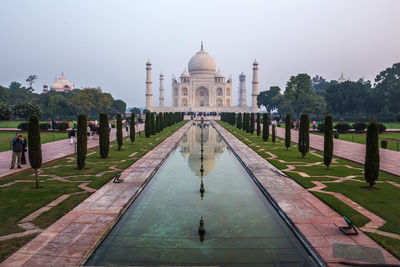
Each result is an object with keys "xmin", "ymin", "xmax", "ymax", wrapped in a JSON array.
[
  {"xmin": 213, "ymin": 121, "xmax": 399, "ymax": 266},
  {"xmin": 0, "ymin": 122, "xmax": 191, "ymax": 266},
  {"xmin": 272, "ymin": 126, "xmax": 400, "ymax": 177},
  {"xmin": 0, "ymin": 125, "xmax": 144, "ymax": 180}
]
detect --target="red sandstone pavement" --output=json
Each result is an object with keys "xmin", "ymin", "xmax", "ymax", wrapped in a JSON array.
[
  {"xmin": 271, "ymin": 126, "xmax": 400, "ymax": 177},
  {"xmin": 0, "ymin": 125, "xmax": 144, "ymax": 180},
  {"xmin": 213, "ymin": 121, "xmax": 399, "ymax": 266},
  {"xmin": 0, "ymin": 122, "xmax": 191, "ymax": 267}
]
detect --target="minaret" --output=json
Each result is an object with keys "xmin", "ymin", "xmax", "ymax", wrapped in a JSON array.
[
  {"xmin": 145, "ymin": 59, "xmax": 153, "ymax": 111},
  {"xmin": 251, "ymin": 59, "xmax": 259, "ymax": 112},
  {"xmin": 159, "ymin": 73, "xmax": 165, "ymax": 107},
  {"xmin": 239, "ymin": 73, "xmax": 246, "ymax": 107}
]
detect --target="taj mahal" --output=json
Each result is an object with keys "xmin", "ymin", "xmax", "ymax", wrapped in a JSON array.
[{"xmin": 146, "ymin": 43, "xmax": 259, "ymax": 113}]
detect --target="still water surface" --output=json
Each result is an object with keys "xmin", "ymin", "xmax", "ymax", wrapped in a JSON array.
[{"xmin": 86, "ymin": 123, "xmax": 317, "ymax": 266}]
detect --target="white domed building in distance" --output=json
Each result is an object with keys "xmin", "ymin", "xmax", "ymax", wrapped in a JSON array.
[
  {"xmin": 42, "ymin": 73, "xmax": 74, "ymax": 93},
  {"xmin": 146, "ymin": 43, "xmax": 259, "ymax": 113}
]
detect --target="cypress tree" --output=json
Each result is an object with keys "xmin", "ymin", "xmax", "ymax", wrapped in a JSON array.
[
  {"xmin": 324, "ymin": 115, "xmax": 333, "ymax": 169},
  {"xmin": 237, "ymin": 113, "xmax": 242, "ymax": 130},
  {"xmin": 256, "ymin": 113, "xmax": 261, "ymax": 136},
  {"xmin": 77, "ymin": 114, "xmax": 87, "ymax": 170},
  {"xmin": 298, "ymin": 113, "xmax": 309, "ymax": 158},
  {"xmin": 28, "ymin": 115, "xmax": 42, "ymax": 189},
  {"xmin": 250, "ymin": 113, "xmax": 255, "ymax": 134},
  {"xmin": 242, "ymin": 113, "xmax": 246, "ymax": 131},
  {"xmin": 155, "ymin": 113, "xmax": 160, "ymax": 133},
  {"xmin": 116, "ymin": 113, "xmax": 123, "ymax": 151},
  {"xmin": 245, "ymin": 113, "xmax": 249, "ymax": 133},
  {"xmin": 285, "ymin": 114, "xmax": 291, "ymax": 150},
  {"xmin": 272, "ymin": 124, "xmax": 276, "ymax": 143},
  {"xmin": 159, "ymin": 112, "xmax": 164, "ymax": 131},
  {"xmin": 145, "ymin": 112, "xmax": 151, "ymax": 138},
  {"xmin": 150, "ymin": 112, "xmax": 155, "ymax": 135},
  {"xmin": 263, "ymin": 113, "xmax": 269, "ymax": 141},
  {"xmin": 130, "ymin": 113, "xmax": 135, "ymax": 143},
  {"xmin": 365, "ymin": 120, "xmax": 380, "ymax": 188},
  {"xmin": 99, "ymin": 112, "xmax": 110, "ymax": 158}
]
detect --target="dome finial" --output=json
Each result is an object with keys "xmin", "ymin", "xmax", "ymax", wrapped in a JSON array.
[{"xmin": 201, "ymin": 41, "xmax": 203, "ymax": 50}]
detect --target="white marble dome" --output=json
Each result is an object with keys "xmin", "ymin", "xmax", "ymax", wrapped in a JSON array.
[{"xmin": 188, "ymin": 48, "xmax": 216, "ymax": 75}]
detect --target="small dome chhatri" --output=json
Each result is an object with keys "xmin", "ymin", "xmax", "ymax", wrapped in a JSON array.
[
  {"xmin": 215, "ymin": 69, "xmax": 224, "ymax": 78},
  {"xmin": 181, "ymin": 69, "xmax": 190, "ymax": 78}
]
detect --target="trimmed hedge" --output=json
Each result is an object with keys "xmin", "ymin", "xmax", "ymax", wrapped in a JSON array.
[
  {"xmin": 77, "ymin": 114, "xmax": 87, "ymax": 170},
  {"xmin": 99, "ymin": 113, "xmax": 110, "ymax": 158}
]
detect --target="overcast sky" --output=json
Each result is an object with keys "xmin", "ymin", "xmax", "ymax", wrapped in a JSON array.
[{"xmin": 1, "ymin": 0, "xmax": 399, "ymax": 108}]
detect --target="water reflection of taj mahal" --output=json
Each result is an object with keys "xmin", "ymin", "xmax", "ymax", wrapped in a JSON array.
[{"xmin": 179, "ymin": 123, "xmax": 225, "ymax": 177}]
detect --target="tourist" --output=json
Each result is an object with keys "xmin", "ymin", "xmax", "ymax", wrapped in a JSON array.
[
  {"xmin": 69, "ymin": 128, "xmax": 76, "ymax": 144},
  {"xmin": 10, "ymin": 134, "xmax": 25, "ymax": 169},
  {"xmin": 312, "ymin": 120, "xmax": 317, "ymax": 130},
  {"xmin": 20, "ymin": 135, "xmax": 27, "ymax": 165}
]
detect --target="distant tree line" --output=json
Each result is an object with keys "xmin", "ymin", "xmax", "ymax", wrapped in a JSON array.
[
  {"xmin": 0, "ymin": 81, "xmax": 126, "ymax": 120},
  {"xmin": 257, "ymin": 62, "xmax": 400, "ymax": 121}
]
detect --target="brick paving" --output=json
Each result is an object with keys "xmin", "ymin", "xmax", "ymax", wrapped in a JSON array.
[
  {"xmin": 0, "ymin": 125, "xmax": 144, "ymax": 180},
  {"xmin": 212, "ymin": 121, "xmax": 399, "ymax": 266},
  {"xmin": 0, "ymin": 122, "xmax": 191, "ymax": 267},
  {"xmin": 272, "ymin": 126, "xmax": 400, "ymax": 177}
]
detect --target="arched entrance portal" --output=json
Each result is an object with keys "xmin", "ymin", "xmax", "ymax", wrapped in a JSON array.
[{"xmin": 195, "ymin": 87, "xmax": 209, "ymax": 107}]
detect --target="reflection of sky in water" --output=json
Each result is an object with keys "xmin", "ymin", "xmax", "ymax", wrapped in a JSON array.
[{"xmin": 86, "ymin": 124, "xmax": 317, "ymax": 266}]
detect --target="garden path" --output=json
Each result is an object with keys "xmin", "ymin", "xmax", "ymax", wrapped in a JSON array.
[{"xmin": 0, "ymin": 125, "xmax": 144, "ymax": 179}]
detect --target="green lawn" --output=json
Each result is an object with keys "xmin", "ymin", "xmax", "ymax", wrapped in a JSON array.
[
  {"xmin": 0, "ymin": 121, "xmax": 187, "ymax": 261},
  {"xmin": 0, "ymin": 121, "xmax": 50, "ymax": 128},
  {"xmin": 0, "ymin": 132, "xmax": 68, "ymax": 152},
  {"xmin": 219, "ymin": 121, "xmax": 400, "ymax": 259}
]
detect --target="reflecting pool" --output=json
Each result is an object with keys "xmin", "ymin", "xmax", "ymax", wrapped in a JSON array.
[{"xmin": 86, "ymin": 123, "xmax": 318, "ymax": 266}]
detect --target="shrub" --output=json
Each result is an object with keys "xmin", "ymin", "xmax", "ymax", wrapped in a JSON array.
[
  {"xmin": 12, "ymin": 101, "xmax": 41, "ymax": 119},
  {"xmin": 256, "ymin": 113, "xmax": 261, "ymax": 136},
  {"xmin": 39, "ymin": 123, "xmax": 51, "ymax": 130},
  {"xmin": 130, "ymin": 113, "xmax": 135, "ymax": 143},
  {"xmin": 334, "ymin": 123, "xmax": 351, "ymax": 134},
  {"xmin": 99, "ymin": 113, "xmax": 110, "ymax": 158},
  {"xmin": 317, "ymin": 123, "xmax": 325, "ymax": 133},
  {"xmin": 352, "ymin": 122, "xmax": 367, "ymax": 133},
  {"xmin": 262, "ymin": 113, "xmax": 269, "ymax": 142},
  {"xmin": 378, "ymin": 123, "xmax": 386, "ymax": 134},
  {"xmin": 0, "ymin": 102, "xmax": 12, "ymax": 121},
  {"xmin": 324, "ymin": 115, "xmax": 334, "ymax": 169},
  {"xmin": 116, "ymin": 114, "xmax": 123, "ymax": 151},
  {"xmin": 18, "ymin": 122, "xmax": 29, "ymax": 131},
  {"xmin": 365, "ymin": 120, "xmax": 379, "ymax": 188},
  {"xmin": 381, "ymin": 140, "xmax": 387, "ymax": 149},
  {"xmin": 110, "ymin": 123, "xmax": 116, "ymax": 128},
  {"xmin": 77, "ymin": 114, "xmax": 87, "ymax": 170},
  {"xmin": 54, "ymin": 122, "xmax": 69, "ymax": 131},
  {"xmin": 334, "ymin": 132, "xmax": 340, "ymax": 139},
  {"xmin": 28, "ymin": 115, "xmax": 42, "ymax": 189},
  {"xmin": 298, "ymin": 114, "xmax": 309, "ymax": 158},
  {"xmin": 285, "ymin": 114, "xmax": 290, "ymax": 149}
]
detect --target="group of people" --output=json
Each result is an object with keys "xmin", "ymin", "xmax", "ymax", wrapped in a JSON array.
[
  {"xmin": 10, "ymin": 134, "xmax": 27, "ymax": 169},
  {"xmin": 291, "ymin": 119, "xmax": 322, "ymax": 130}
]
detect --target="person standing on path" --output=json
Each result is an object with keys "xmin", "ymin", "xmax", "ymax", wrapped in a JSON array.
[
  {"xmin": 20, "ymin": 135, "xmax": 27, "ymax": 164},
  {"xmin": 10, "ymin": 134, "xmax": 25, "ymax": 169},
  {"xmin": 69, "ymin": 128, "xmax": 76, "ymax": 144}
]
